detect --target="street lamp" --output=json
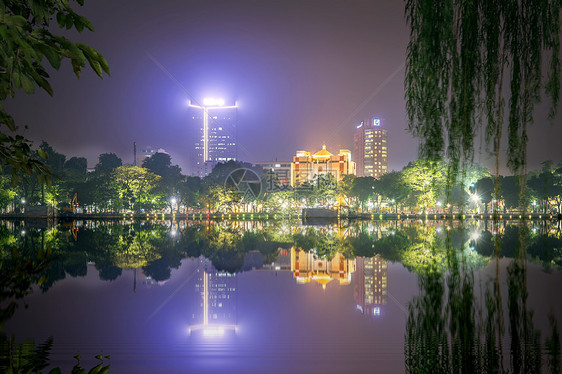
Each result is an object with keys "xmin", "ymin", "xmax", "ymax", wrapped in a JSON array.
[
  {"xmin": 470, "ymin": 193, "xmax": 480, "ymax": 213},
  {"xmin": 170, "ymin": 197, "xmax": 177, "ymax": 214}
]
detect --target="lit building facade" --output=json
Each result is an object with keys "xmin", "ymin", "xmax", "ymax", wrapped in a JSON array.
[
  {"xmin": 290, "ymin": 145, "xmax": 356, "ymax": 187},
  {"xmin": 189, "ymin": 98, "xmax": 238, "ymax": 177},
  {"xmin": 353, "ymin": 118, "xmax": 388, "ymax": 178},
  {"xmin": 353, "ymin": 255, "xmax": 387, "ymax": 317},
  {"xmin": 290, "ymin": 247, "xmax": 355, "ymax": 289}
]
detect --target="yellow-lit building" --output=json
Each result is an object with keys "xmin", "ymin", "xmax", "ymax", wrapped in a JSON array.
[
  {"xmin": 290, "ymin": 145, "xmax": 356, "ymax": 187},
  {"xmin": 353, "ymin": 118, "xmax": 388, "ymax": 178},
  {"xmin": 290, "ymin": 247, "xmax": 355, "ymax": 289}
]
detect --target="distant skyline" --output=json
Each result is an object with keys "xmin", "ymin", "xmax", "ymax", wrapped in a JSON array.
[{"xmin": 5, "ymin": 0, "xmax": 562, "ymax": 175}]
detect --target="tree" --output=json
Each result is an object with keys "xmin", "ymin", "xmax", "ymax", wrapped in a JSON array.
[
  {"xmin": 142, "ymin": 152, "xmax": 183, "ymax": 212},
  {"xmin": 201, "ymin": 184, "xmax": 238, "ymax": 213},
  {"xmin": 177, "ymin": 176, "xmax": 205, "ymax": 211},
  {"xmin": 0, "ymin": 174, "xmax": 16, "ymax": 210},
  {"xmin": 500, "ymin": 176, "xmax": 521, "ymax": 211},
  {"xmin": 473, "ymin": 177, "xmax": 494, "ymax": 214},
  {"xmin": 95, "ymin": 153, "xmax": 122, "ymax": 174},
  {"xmin": 1, "ymin": 0, "xmax": 109, "ymax": 184},
  {"xmin": 142, "ymin": 152, "xmax": 180, "ymax": 179},
  {"xmin": 401, "ymin": 160, "xmax": 447, "ymax": 210},
  {"xmin": 110, "ymin": 165, "xmax": 161, "ymax": 212},
  {"xmin": 528, "ymin": 164, "xmax": 555, "ymax": 213},
  {"xmin": 553, "ymin": 166, "xmax": 562, "ymax": 213},
  {"xmin": 405, "ymin": 0, "xmax": 561, "ymax": 209},
  {"xmin": 374, "ymin": 171, "xmax": 409, "ymax": 210},
  {"xmin": 63, "ymin": 156, "xmax": 86, "ymax": 180},
  {"xmin": 349, "ymin": 176, "xmax": 375, "ymax": 202},
  {"xmin": 205, "ymin": 160, "xmax": 263, "ymax": 186}
]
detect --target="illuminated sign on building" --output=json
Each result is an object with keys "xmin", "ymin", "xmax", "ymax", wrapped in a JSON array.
[{"xmin": 373, "ymin": 119, "xmax": 380, "ymax": 126}]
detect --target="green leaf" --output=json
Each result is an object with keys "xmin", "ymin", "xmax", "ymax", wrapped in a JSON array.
[
  {"xmin": 20, "ymin": 75, "xmax": 36, "ymax": 94},
  {"xmin": 39, "ymin": 45, "xmax": 63, "ymax": 70},
  {"xmin": 56, "ymin": 12, "xmax": 66, "ymax": 28},
  {"xmin": 87, "ymin": 363, "xmax": 102, "ymax": 374},
  {"xmin": 66, "ymin": 14, "xmax": 74, "ymax": 29},
  {"xmin": 75, "ymin": 19, "xmax": 84, "ymax": 33},
  {"xmin": 37, "ymin": 148, "xmax": 48, "ymax": 159},
  {"xmin": 72, "ymin": 59, "xmax": 82, "ymax": 78},
  {"xmin": 37, "ymin": 274, "xmax": 48, "ymax": 285},
  {"xmin": 48, "ymin": 368, "xmax": 63, "ymax": 374}
]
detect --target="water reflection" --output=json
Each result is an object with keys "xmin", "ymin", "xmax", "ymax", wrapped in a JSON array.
[
  {"xmin": 355, "ymin": 255, "xmax": 387, "ymax": 317},
  {"xmin": 188, "ymin": 257, "xmax": 238, "ymax": 336},
  {"xmin": 0, "ymin": 219, "xmax": 560, "ymax": 373},
  {"xmin": 405, "ymin": 223, "xmax": 561, "ymax": 373}
]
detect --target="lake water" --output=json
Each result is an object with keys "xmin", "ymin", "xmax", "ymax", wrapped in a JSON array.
[{"xmin": 1, "ymin": 219, "xmax": 561, "ymax": 373}]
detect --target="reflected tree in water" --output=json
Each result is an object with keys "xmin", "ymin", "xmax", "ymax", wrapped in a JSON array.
[{"xmin": 405, "ymin": 224, "xmax": 561, "ymax": 373}]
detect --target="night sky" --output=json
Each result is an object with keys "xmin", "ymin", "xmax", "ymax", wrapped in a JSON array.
[{"xmin": 4, "ymin": 0, "xmax": 561, "ymax": 174}]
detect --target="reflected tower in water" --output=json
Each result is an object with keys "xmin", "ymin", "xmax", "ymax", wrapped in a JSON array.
[
  {"xmin": 354, "ymin": 255, "xmax": 387, "ymax": 317},
  {"xmin": 188, "ymin": 257, "xmax": 237, "ymax": 336}
]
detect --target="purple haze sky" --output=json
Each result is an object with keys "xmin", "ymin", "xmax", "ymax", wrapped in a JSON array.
[{"xmin": 4, "ymin": 0, "xmax": 562, "ymax": 174}]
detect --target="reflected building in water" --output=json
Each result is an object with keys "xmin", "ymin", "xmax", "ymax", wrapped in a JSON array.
[
  {"xmin": 354, "ymin": 255, "xmax": 387, "ymax": 317},
  {"xmin": 188, "ymin": 257, "xmax": 237, "ymax": 336},
  {"xmin": 290, "ymin": 247, "xmax": 355, "ymax": 289}
]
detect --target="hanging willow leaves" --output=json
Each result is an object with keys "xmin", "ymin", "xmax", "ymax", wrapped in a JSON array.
[{"xmin": 405, "ymin": 0, "xmax": 561, "ymax": 210}]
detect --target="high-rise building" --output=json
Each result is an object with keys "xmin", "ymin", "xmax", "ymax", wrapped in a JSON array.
[
  {"xmin": 188, "ymin": 98, "xmax": 238, "ymax": 177},
  {"xmin": 353, "ymin": 118, "xmax": 388, "ymax": 178},
  {"xmin": 353, "ymin": 255, "xmax": 387, "ymax": 317},
  {"xmin": 290, "ymin": 145, "xmax": 356, "ymax": 187}
]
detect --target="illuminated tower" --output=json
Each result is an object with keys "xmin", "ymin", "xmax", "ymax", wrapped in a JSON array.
[
  {"xmin": 353, "ymin": 255, "xmax": 387, "ymax": 317},
  {"xmin": 188, "ymin": 98, "xmax": 238, "ymax": 177},
  {"xmin": 353, "ymin": 118, "xmax": 388, "ymax": 178}
]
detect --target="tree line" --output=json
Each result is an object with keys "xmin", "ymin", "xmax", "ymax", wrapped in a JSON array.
[{"xmin": 1, "ymin": 143, "xmax": 562, "ymax": 214}]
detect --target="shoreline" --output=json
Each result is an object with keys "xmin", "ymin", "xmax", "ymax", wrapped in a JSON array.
[{"xmin": 1, "ymin": 212, "xmax": 560, "ymax": 221}]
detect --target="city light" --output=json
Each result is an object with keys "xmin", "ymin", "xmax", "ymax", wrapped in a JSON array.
[
  {"xmin": 203, "ymin": 326, "xmax": 225, "ymax": 337},
  {"xmin": 203, "ymin": 97, "xmax": 225, "ymax": 106}
]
